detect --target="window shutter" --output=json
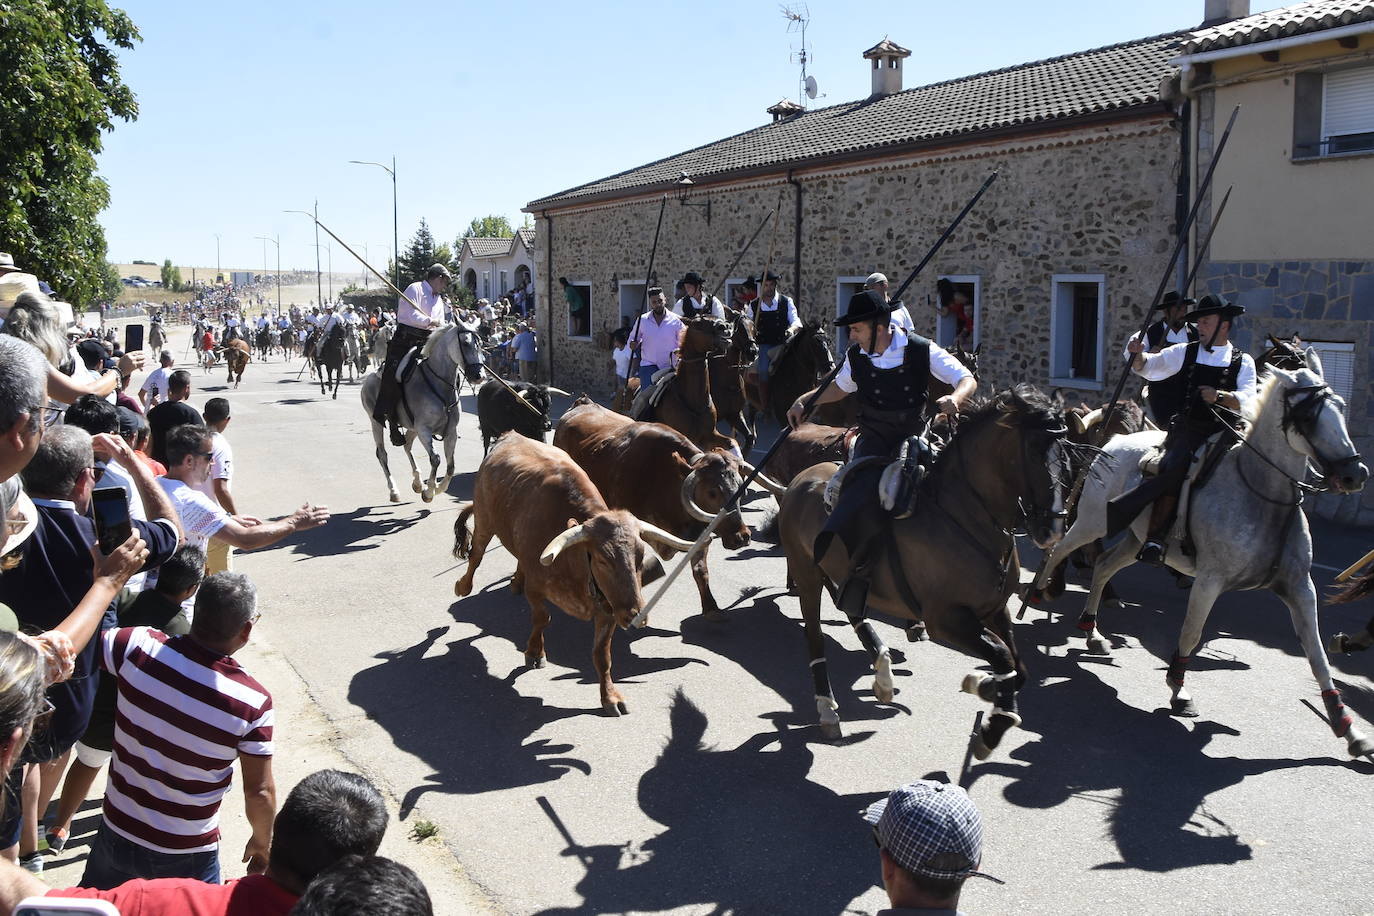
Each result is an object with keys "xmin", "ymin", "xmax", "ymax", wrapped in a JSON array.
[
  {"xmin": 1323, "ymin": 67, "xmax": 1374, "ymax": 139},
  {"xmin": 1309, "ymin": 342, "xmax": 1355, "ymax": 416}
]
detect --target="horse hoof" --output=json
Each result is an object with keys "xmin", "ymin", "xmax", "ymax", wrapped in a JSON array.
[
  {"xmin": 389, "ymin": 493, "xmax": 400, "ymax": 503},
  {"xmin": 906, "ymin": 620, "xmax": 928, "ymax": 642},
  {"xmin": 332, "ymin": 392, "xmax": 338, "ymax": 400},
  {"xmin": 1329, "ymin": 632, "xmax": 1352, "ymax": 654},
  {"xmin": 411, "ymin": 481, "xmax": 423, "ymax": 493},
  {"xmin": 1086, "ymin": 636, "xmax": 1110, "ymax": 655},
  {"xmin": 602, "ymin": 699, "xmax": 628, "ymax": 716},
  {"xmin": 819, "ymin": 721, "xmax": 843, "ymax": 742},
  {"xmin": 526, "ymin": 654, "xmax": 546, "ymax": 669},
  {"xmin": 1170, "ymin": 696, "xmax": 1199, "ymax": 718},
  {"xmin": 971, "ymin": 734, "xmax": 994, "ymax": 761},
  {"xmin": 961, "ymin": 673, "xmax": 984, "ymax": 696}
]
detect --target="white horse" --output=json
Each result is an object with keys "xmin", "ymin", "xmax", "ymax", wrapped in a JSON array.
[
  {"xmin": 359, "ymin": 323, "xmax": 486, "ymax": 503},
  {"xmin": 1035, "ymin": 350, "xmax": 1371, "ymax": 759},
  {"xmin": 343, "ymin": 326, "xmax": 362, "ymax": 380}
]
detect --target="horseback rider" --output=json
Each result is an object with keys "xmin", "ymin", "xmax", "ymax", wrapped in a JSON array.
[
  {"xmin": 672, "ymin": 271, "xmax": 726, "ymax": 320},
  {"xmin": 786, "ymin": 290, "xmax": 975, "ymax": 618},
  {"xmin": 372, "ymin": 263, "xmax": 451, "ymax": 446},
  {"xmin": 1121, "ymin": 290, "xmax": 1199, "ymax": 427},
  {"xmin": 864, "ymin": 272, "xmax": 917, "ymax": 335},
  {"xmin": 628, "ymin": 287, "xmax": 684, "ymax": 391},
  {"xmin": 1107, "ymin": 294, "xmax": 1257, "ymax": 566},
  {"xmin": 747, "ymin": 271, "xmax": 802, "ymax": 409}
]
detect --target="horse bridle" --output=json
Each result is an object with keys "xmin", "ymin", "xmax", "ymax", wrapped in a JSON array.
[
  {"xmin": 1282, "ymin": 383, "xmax": 1363, "ymax": 470},
  {"xmin": 1015, "ymin": 419, "xmax": 1072, "ymax": 533}
]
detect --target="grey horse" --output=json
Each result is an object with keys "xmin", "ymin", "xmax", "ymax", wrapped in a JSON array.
[
  {"xmin": 359, "ymin": 322, "xmax": 485, "ymax": 503},
  {"xmin": 1033, "ymin": 349, "xmax": 1372, "ymax": 760}
]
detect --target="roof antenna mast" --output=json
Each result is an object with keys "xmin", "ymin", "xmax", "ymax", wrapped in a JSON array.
[{"xmin": 782, "ymin": 4, "xmax": 820, "ymax": 108}]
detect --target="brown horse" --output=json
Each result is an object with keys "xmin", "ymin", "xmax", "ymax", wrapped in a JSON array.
[
  {"xmin": 225, "ymin": 339, "xmax": 251, "ymax": 389},
  {"xmin": 744, "ymin": 320, "xmax": 836, "ymax": 428},
  {"xmin": 709, "ymin": 311, "xmax": 758, "ymax": 453},
  {"xmin": 637, "ymin": 315, "xmax": 738, "ymax": 454},
  {"xmin": 777, "ymin": 386, "xmax": 1072, "ymax": 757}
]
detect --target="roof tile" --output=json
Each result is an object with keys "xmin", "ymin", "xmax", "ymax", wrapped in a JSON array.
[{"xmin": 1182, "ymin": 0, "xmax": 1374, "ymax": 53}]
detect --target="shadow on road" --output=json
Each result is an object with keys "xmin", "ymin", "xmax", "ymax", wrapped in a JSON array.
[
  {"xmin": 246, "ymin": 505, "xmax": 432, "ymax": 558},
  {"xmin": 348, "ymin": 625, "xmax": 592, "ymax": 819},
  {"xmin": 534, "ymin": 690, "xmax": 886, "ymax": 915},
  {"xmin": 967, "ymin": 616, "xmax": 1364, "ymax": 872}
]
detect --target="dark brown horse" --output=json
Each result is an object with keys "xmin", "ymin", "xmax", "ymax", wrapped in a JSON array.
[
  {"xmin": 777, "ymin": 385, "xmax": 1072, "ymax": 757},
  {"xmin": 709, "ymin": 311, "xmax": 758, "ymax": 453},
  {"xmin": 638, "ymin": 315, "xmax": 738, "ymax": 454},
  {"xmin": 744, "ymin": 320, "xmax": 836, "ymax": 427}
]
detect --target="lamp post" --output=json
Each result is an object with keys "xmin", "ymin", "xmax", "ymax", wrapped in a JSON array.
[
  {"xmin": 214, "ymin": 233, "xmax": 221, "ymax": 282},
  {"xmin": 312, "ymin": 242, "xmax": 333, "ymax": 300},
  {"xmin": 348, "ymin": 156, "xmax": 398, "ymax": 290},
  {"xmin": 255, "ymin": 235, "xmax": 280, "ymax": 315}
]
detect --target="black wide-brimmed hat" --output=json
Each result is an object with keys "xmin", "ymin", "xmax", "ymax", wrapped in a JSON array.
[
  {"xmin": 680, "ymin": 271, "xmax": 704, "ymax": 287},
  {"xmin": 760, "ymin": 270, "xmax": 781, "ymax": 283},
  {"xmin": 835, "ymin": 289, "xmax": 892, "ymax": 327},
  {"xmin": 1153, "ymin": 290, "xmax": 1197, "ymax": 312},
  {"xmin": 1184, "ymin": 293, "xmax": 1244, "ymax": 322}
]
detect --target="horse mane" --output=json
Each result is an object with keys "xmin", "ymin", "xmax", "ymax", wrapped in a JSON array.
[
  {"xmin": 926, "ymin": 384, "xmax": 1065, "ymax": 478},
  {"xmin": 1245, "ymin": 370, "xmax": 1286, "ymax": 432},
  {"xmin": 421, "ymin": 323, "xmax": 452, "ymax": 359}
]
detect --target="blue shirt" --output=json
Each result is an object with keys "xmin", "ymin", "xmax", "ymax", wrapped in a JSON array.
[
  {"xmin": 511, "ymin": 331, "xmax": 538, "ymax": 361},
  {"xmin": 0, "ymin": 498, "xmax": 178, "ymax": 757}
]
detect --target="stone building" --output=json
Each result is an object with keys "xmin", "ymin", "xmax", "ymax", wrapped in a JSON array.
[
  {"xmin": 1178, "ymin": 0, "xmax": 1374, "ymax": 525},
  {"xmin": 457, "ymin": 227, "xmax": 536, "ymax": 304},
  {"xmin": 524, "ymin": 31, "xmax": 1190, "ymax": 404}
]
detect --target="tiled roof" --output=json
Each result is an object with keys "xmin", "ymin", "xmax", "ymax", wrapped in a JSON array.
[
  {"xmin": 864, "ymin": 38, "xmax": 911, "ymax": 59},
  {"xmin": 516, "ymin": 226, "xmax": 535, "ymax": 249},
  {"xmin": 1182, "ymin": 0, "xmax": 1374, "ymax": 53},
  {"xmin": 461, "ymin": 237, "xmax": 513, "ymax": 258},
  {"xmin": 527, "ymin": 31, "xmax": 1187, "ymax": 210}
]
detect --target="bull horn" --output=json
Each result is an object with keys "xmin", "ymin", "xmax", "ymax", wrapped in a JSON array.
[
  {"xmin": 679, "ymin": 473, "xmax": 717, "ymax": 523},
  {"xmin": 540, "ymin": 524, "xmax": 591, "ymax": 566},
  {"xmin": 636, "ymin": 520, "xmax": 696, "ymax": 554},
  {"xmin": 546, "ymin": 386, "xmax": 572, "ymax": 397},
  {"xmin": 515, "ymin": 389, "xmax": 530, "ymax": 400},
  {"xmin": 1067, "ymin": 411, "xmax": 1087, "ymax": 437},
  {"xmin": 1079, "ymin": 407, "xmax": 1102, "ymax": 430},
  {"xmin": 740, "ymin": 461, "xmax": 788, "ymax": 496}
]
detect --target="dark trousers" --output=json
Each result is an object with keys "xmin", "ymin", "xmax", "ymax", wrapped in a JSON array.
[
  {"xmin": 82, "ymin": 822, "xmax": 220, "ymax": 888},
  {"xmin": 373, "ymin": 325, "xmax": 430, "ymax": 424},
  {"xmin": 1106, "ymin": 417, "xmax": 1216, "ymax": 538}
]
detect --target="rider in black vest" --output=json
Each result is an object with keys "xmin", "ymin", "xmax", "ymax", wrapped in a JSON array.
[
  {"xmin": 787, "ymin": 290, "xmax": 976, "ymax": 616},
  {"xmin": 1107, "ymin": 294, "xmax": 1257, "ymax": 565},
  {"xmin": 749, "ymin": 271, "xmax": 801, "ymax": 410},
  {"xmin": 1124, "ymin": 290, "xmax": 1199, "ymax": 426},
  {"xmin": 673, "ymin": 271, "xmax": 725, "ymax": 320}
]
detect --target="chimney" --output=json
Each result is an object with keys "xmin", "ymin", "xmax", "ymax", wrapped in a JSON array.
[
  {"xmin": 863, "ymin": 38, "xmax": 912, "ymax": 99},
  {"xmin": 1202, "ymin": 0, "xmax": 1250, "ymax": 26},
  {"xmin": 767, "ymin": 99, "xmax": 804, "ymax": 123}
]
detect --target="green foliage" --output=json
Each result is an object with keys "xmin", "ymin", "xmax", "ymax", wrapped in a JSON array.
[
  {"xmin": 396, "ymin": 218, "xmax": 436, "ymax": 286},
  {"xmin": 464, "ymin": 214, "xmax": 514, "ymax": 239},
  {"xmin": 0, "ymin": 1, "xmax": 140, "ymax": 306},
  {"xmin": 97, "ymin": 260, "xmax": 122, "ymax": 303},
  {"xmin": 409, "ymin": 820, "xmax": 439, "ymax": 842},
  {"xmin": 160, "ymin": 258, "xmax": 182, "ymax": 291},
  {"xmin": 449, "ymin": 283, "xmax": 475, "ymax": 312}
]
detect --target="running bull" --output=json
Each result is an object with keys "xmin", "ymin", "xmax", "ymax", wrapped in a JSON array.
[{"xmin": 476, "ymin": 379, "xmax": 570, "ymax": 453}]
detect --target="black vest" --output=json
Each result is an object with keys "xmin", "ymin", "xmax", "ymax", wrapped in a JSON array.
[
  {"xmin": 847, "ymin": 335, "xmax": 931, "ymax": 451},
  {"xmin": 679, "ymin": 296, "xmax": 709, "ymax": 319},
  {"xmin": 1144, "ymin": 322, "xmax": 1198, "ymax": 422},
  {"xmin": 755, "ymin": 296, "xmax": 792, "ymax": 345},
  {"xmin": 1180, "ymin": 341, "xmax": 1243, "ymax": 430}
]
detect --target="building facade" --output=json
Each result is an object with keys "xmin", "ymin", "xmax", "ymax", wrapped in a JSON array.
[{"xmin": 458, "ymin": 228, "xmax": 536, "ymax": 304}]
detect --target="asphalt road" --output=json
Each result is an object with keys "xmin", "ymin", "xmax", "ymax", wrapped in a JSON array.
[{"xmin": 192, "ymin": 330, "xmax": 1374, "ymax": 915}]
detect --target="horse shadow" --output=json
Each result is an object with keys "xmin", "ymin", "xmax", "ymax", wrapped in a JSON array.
[
  {"xmin": 245, "ymin": 506, "xmax": 431, "ymax": 558},
  {"xmin": 967, "ymin": 616, "xmax": 1361, "ymax": 872},
  {"xmin": 446, "ymin": 576, "xmax": 709, "ymax": 709},
  {"xmin": 347, "ymin": 625, "xmax": 591, "ymax": 817},
  {"xmin": 534, "ymin": 691, "xmax": 886, "ymax": 916},
  {"xmin": 270, "ymin": 397, "xmax": 316, "ymax": 406},
  {"xmin": 680, "ymin": 586, "xmax": 905, "ymax": 731}
]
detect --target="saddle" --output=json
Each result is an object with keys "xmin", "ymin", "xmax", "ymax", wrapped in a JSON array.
[
  {"xmin": 394, "ymin": 347, "xmax": 422, "ymax": 385},
  {"xmin": 823, "ymin": 436, "xmax": 936, "ymax": 520},
  {"xmin": 1137, "ymin": 430, "xmax": 1237, "ymax": 557},
  {"xmin": 629, "ymin": 368, "xmax": 676, "ymax": 419}
]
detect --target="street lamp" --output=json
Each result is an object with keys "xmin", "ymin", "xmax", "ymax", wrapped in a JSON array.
[
  {"xmin": 348, "ymin": 157, "xmax": 398, "ymax": 290},
  {"xmin": 254, "ymin": 235, "xmax": 280, "ymax": 315},
  {"xmin": 214, "ymin": 233, "xmax": 221, "ymax": 281},
  {"xmin": 312, "ymin": 242, "xmax": 333, "ymax": 300}
]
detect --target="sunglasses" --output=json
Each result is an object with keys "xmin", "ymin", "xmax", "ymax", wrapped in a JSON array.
[
  {"xmin": 89, "ymin": 465, "xmax": 106, "ymax": 483},
  {"xmin": 31, "ymin": 697, "xmax": 56, "ymax": 737}
]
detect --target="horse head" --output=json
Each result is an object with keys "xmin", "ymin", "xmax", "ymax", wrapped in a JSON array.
[
  {"xmin": 682, "ymin": 316, "xmax": 731, "ymax": 357},
  {"xmin": 797, "ymin": 321, "xmax": 836, "ymax": 382},
  {"xmin": 1267, "ymin": 361, "xmax": 1368, "ymax": 494},
  {"xmin": 971, "ymin": 385, "xmax": 1071, "ymax": 549},
  {"xmin": 729, "ymin": 313, "xmax": 758, "ymax": 362},
  {"xmin": 1257, "ymin": 333, "xmax": 1306, "ymax": 373}
]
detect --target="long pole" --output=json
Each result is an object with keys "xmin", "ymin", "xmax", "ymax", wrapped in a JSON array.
[
  {"xmin": 285, "ymin": 209, "xmax": 545, "ymax": 420},
  {"xmin": 392, "ymin": 156, "xmax": 399, "ymax": 291},
  {"xmin": 315, "ymin": 200, "xmax": 324, "ymax": 307},
  {"xmin": 706, "ymin": 203, "xmax": 780, "ymax": 303},
  {"xmin": 748, "ymin": 187, "xmax": 786, "ymax": 304},
  {"xmin": 1182, "ymin": 186, "xmax": 1232, "ymax": 298},
  {"xmin": 630, "ymin": 168, "xmax": 1001, "ymax": 628},
  {"xmin": 622, "ymin": 195, "xmax": 669, "ymax": 398},
  {"xmin": 275, "ymin": 234, "xmax": 281, "ymax": 317},
  {"xmin": 1017, "ymin": 105, "xmax": 1240, "ymax": 618}
]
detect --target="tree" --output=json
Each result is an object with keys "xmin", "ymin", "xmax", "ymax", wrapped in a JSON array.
[
  {"xmin": 0, "ymin": 1, "xmax": 140, "ymax": 307},
  {"xmin": 396, "ymin": 218, "xmax": 437, "ymax": 285},
  {"xmin": 97, "ymin": 260, "xmax": 122, "ymax": 303},
  {"xmin": 160, "ymin": 258, "xmax": 182, "ymax": 291},
  {"xmin": 462, "ymin": 215, "xmax": 514, "ymax": 239}
]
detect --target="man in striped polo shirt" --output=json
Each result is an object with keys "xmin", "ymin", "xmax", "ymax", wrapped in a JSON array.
[{"xmin": 81, "ymin": 572, "xmax": 275, "ymax": 888}]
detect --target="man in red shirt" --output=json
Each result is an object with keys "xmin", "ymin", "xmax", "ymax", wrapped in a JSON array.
[{"xmin": 0, "ymin": 769, "xmax": 388, "ymax": 915}]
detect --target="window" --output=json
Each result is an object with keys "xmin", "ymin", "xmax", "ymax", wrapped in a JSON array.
[
  {"xmin": 1294, "ymin": 65, "xmax": 1374, "ymax": 158},
  {"xmin": 564, "ymin": 281, "xmax": 591, "ymax": 339},
  {"xmin": 1049, "ymin": 274, "xmax": 1106, "ymax": 388},
  {"xmin": 835, "ymin": 277, "xmax": 868, "ymax": 354},
  {"xmin": 499, "ymin": 270, "xmax": 509, "ymax": 295},
  {"xmin": 935, "ymin": 275, "xmax": 980, "ymax": 351},
  {"xmin": 618, "ymin": 282, "xmax": 646, "ymax": 328},
  {"xmin": 1307, "ymin": 341, "xmax": 1355, "ymax": 415},
  {"xmin": 722, "ymin": 278, "xmax": 749, "ymax": 314}
]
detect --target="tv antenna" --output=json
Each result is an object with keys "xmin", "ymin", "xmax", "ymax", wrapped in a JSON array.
[{"xmin": 781, "ymin": 4, "xmax": 821, "ymax": 107}]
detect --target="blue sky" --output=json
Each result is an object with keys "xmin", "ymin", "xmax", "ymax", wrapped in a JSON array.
[{"xmin": 99, "ymin": 0, "xmax": 1238, "ymax": 272}]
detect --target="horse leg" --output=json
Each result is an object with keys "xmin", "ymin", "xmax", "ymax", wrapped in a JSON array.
[
  {"xmin": 1076, "ymin": 532, "xmax": 1142, "ymax": 654},
  {"xmin": 417, "ymin": 435, "xmax": 440, "ymax": 503},
  {"xmin": 1275, "ymin": 576, "xmax": 1374, "ymax": 759},
  {"xmin": 370, "ymin": 420, "xmax": 400, "ymax": 503},
  {"xmin": 1029, "ymin": 513, "xmax": 1101, "ymax": 603},
  {"xmin": 593, "ymin": 611, "xmax": 627, "ymax": 715},
  {"xmin": 434, "ymin": 427, "xmax": 458, "ymax": 497},
  {"xmin": 1165, "ymin": 576, "xmax": 1228, "ymax": 717},
  {"xmin": 958, "ymin": 622, "xmax": 1025, "ymax": 760},
  {"xmin": 690, "ymin": 541, "xmax": 722, "ymax": 620},
  {"xmin": 793, "ymin": 556, "xmax": 841, "ymax": 739},
  {"xmin": 403, "ymin": 432, "xmax": 423, "ymax": 494}
]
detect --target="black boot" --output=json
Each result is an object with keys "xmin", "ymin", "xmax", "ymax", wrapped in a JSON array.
[
  {"xmin": 1135, "ymin": 492, "xmax": 1179, "ymax": 567},
  {"xmin": 835, "ymin": 573, "xmax": 869, "ymax": 617}
]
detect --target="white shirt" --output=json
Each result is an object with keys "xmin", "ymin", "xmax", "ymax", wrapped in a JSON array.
[
  {"xmin": 343, "ymin": 310, "xmax": 362, "ymax": 327},
  {"xmin": 612, "ymin": 345, "xmax": 632, "ymax": 379},
  {"xmin": 397, "ymin": 280, "xmax": 444, "ymax": 330},
  {"xmin": 890, "ymin": 302, "xmax": 917, "ymax": 335},
  {"xmin": 1133, "ymin": 340, "xmax": 1258, "ymax": 413},
  {"xmin": 1123, "ymin": 322, "xmax": 1192, "ymax": 361},
  {"xmin": 139, "ymin": 366, "xmax": 173, "ymax": 402},
  {"xmin": 156, "ymin": 476, "xmax": 229, "ymax": 551},
  {"xmin": 747, "ymin": 295, "xmax": 802, "ymax": 332},
  {"xmin": 672, "ymin": 296, "xmax": 726, "ymax": 320},
  {"xmin": 321, "ymin": 313, "xmax": 343, "ymax": 337},
  {"xmin": 192, "ymin": 431, "xmax": 233, "ymax": 506},
  {"xmin": 834, "ymin": 324, "xmax": 972, "ymax": 393}
]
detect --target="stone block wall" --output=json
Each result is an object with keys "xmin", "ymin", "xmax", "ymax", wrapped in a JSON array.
[{"xmin": 533, "ymin": 118, "xmax": 1181, "ymax": 406}]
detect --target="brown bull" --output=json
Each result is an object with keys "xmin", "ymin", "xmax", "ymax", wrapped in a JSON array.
[
  {"xmin": 452, "ymin": 432, "xmax": 694, "ymax": 715},
  {"xmin": 554, "ymin": 398, "xmax": 786, "ymax": 619},
  {"xmin": 225, "ymin": 339, "xmax": 251, "ymax": 388}
]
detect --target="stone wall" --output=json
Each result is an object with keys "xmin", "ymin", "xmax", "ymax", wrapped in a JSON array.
[
  {"xmin": 1198, "ymin": 258, "xmax": 1374, "ymax": 526},
  {"xmin": 533, "ymin": 118, "xmax": 1180, "ymax": 405}
]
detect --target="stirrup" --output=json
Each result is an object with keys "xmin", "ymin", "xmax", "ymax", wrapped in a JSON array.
[{"xmin": 1136, "ymin": 540, "xmax": 1167, "ymax": 567}]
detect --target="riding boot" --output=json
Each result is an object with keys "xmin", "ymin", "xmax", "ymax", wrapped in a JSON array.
[
  {"xmin": 758, "ymin": 379, "xmax": 771, "ymax": 416},
  {"xmin": 835, "ymin": 570, "xmax": 870, "ymax": 618},
  {"xmin": 1136, "ymin": 492, "xmax": 1180, "ymax": 566}
]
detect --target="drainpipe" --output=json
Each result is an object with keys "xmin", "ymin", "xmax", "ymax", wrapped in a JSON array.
[
  {"xmin": 542, "ymin": 210, "xmax": 554, "ymax": 386},
  {"xmin": 786, "ymin": 170, "xmax": 803, "ymax": 305},
  {"xmin": 1176, "ymin": 97, "xmax": 1192, "ymax": 295}
]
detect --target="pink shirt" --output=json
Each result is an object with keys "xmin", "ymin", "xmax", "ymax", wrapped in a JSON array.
[
  {"xmin": 396, "ymin": 280, "xmax": 444, "ymax": 330},
  {"xmin": 629, "ymin": 310, "xmax": 683, "ymax": 369}
]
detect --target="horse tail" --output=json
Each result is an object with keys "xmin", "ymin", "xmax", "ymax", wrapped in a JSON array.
[
  {"xmin": 1329, "ymin": 565, "xmax": 1374, "ymax": 605},
  {"xmin": 452, "ymin": 502, "xmax": 475, "ymax": 560}
]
